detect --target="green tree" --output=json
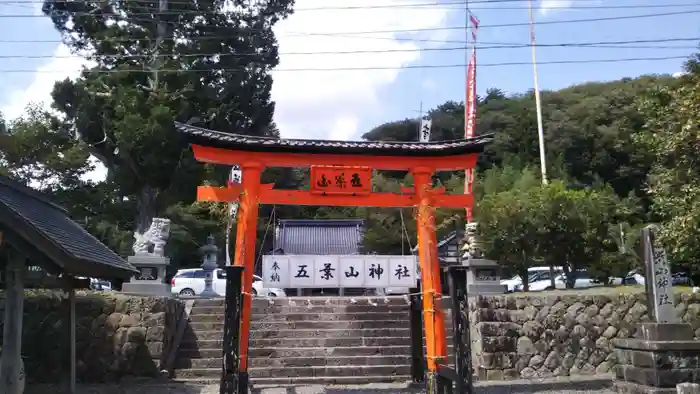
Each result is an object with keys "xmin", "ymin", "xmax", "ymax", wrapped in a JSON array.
[
  {"xmin": 42, "ymin": 0, "xmax": 293, "ymax": 234},
  {"xmin": 635, "ymin": 52, "xmax": 700, "ymax": 275},
  {"xmin": 477, "ymin": 180, "xmax": 541, "ymax": 291},
  {"xmin": 535, "ymin": 182, "xmax": 632, "ymax": 286},
  {"xmin": 0, "ymin": 105, "xmax": 92, "ymax": 190}
]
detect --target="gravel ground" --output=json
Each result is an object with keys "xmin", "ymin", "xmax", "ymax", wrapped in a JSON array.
[{"xmin": 25, "ymin": 375, "xmax": 615, "ymax": 394}]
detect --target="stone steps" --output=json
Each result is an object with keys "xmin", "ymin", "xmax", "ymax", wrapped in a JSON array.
[
  {"xmin": 192, "ymin": 305, "xmax": 411, "ymax": 314},
  {"xmin": 189, "ymin": 312, "xmax": 409, "ymax": 323},
  {"xmin": 173, "ymin": 296, "xmax": 458, "ymax": 385},
  {"xmin": 183, "ymin": 327, "xmax": 411, "ymax": 340},
  {"xmin": 182, "ymin": 336, "xmax": 415, "ymax": 348},
  {"xmin": 193, "ymin": 319, "xmax": 411, "ymax": 330},
  {"xmin": 175, "ymin": 354, "xmax": 412, "ymax": 369},
  {"xmin": 179, "ymin": 345, "xmax": 421, "ymax": 359},
  {"xmin": 194, "ymin": 297, "xmax": 413, "ymax": 307},
  {"xmin": 174, "ymin": 375, "xmax": 413, "ymax": 385},
  {"xmin": 173, "ymin": 364, "xmax": 411, "ymax": 379}
]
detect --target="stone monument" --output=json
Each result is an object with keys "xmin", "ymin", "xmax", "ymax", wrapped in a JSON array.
[
  {"xmin": 613, "ymin": 225, "xmax": 700, "ymax": 394},
  {"xmin": 460, "ymin": 222, "xmax": 505, "ymax": 295},
  {"xmin": 121, "ymin": 217, "xmax": 172, "ymax": 297}
]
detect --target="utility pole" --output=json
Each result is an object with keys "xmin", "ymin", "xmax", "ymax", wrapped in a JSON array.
[
  {"xmin": 152, "ymin": 0, "xmax": 167, "ymax": 87},
  {"xmin": 528, "ymin": 0, "xmax": 548, "ymax": 185}
]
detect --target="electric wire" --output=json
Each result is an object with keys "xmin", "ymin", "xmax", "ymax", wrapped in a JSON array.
[
  {"xmin": 4, "ymin": 0, "xmax": 699, "ymax": 12},
  {"xmin": 0, "ymin": 8, "xmax": 696, "ymax": 33},
  {"xmin": 0, "ymin": 10, "xmax": 696, "ymax": 46},
  {"xmin": 0, "ymin": 38, "xmax": 696, "ymax": 60},
  {"xmin": 0, "ymin": 55, "xmax": 689, "ymax": 74}
]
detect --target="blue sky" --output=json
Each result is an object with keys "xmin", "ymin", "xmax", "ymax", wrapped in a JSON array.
[{"xmin": 0, "ymin": 0, "xmax": 697, "ymax": 143}]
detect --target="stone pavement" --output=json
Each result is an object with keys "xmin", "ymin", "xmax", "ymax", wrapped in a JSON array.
[{"xmin": 26, "ymin": 375, "xmax": 614, "ymax": 394}]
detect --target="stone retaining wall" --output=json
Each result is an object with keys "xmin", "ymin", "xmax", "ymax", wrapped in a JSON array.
[
  {"xmin": 469, "ymin": 292, "xmax": 700, "ymax": 380},
  {"xmin": 0, "ymin": 291, "xmax": 184, "ymax": 383}
]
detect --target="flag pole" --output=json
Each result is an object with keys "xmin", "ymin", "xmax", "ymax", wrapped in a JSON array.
[
  {"xmin": 528, "ymin": 0, "xmax": 549, "ymax": 185},
  {"xmin": 463, "ymin": 8, "xmax": 478, "ymax": 222}
]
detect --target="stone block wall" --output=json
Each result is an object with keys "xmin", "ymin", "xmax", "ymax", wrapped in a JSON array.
[
  {"xmin": 0, "ymin": 291, "xmax": 185, "ymax": 383},
  {"xmin": 469, "ymin": 292, "xmax": 700, "ymax": 380}
]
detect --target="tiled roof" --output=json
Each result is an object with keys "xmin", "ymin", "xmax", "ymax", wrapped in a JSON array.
[
  {"xmin": 175, "ymin": 122, "xmax": 493, "ymax": 157},
  {"xmin": 411, "ymin": 231, "xmax": 459, "ymax": 253},
  {"xmin": 273, "ymin": 219, "xmax": 364, "ymax": 255},
  {"xmin": 0, "ymin": 175, "xmax": 138, "ymax": 279}
]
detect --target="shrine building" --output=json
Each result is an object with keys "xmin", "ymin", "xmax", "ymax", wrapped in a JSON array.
[{"xmin": 269, "ymin": 218, "xmax": 369, "ymax": 296}]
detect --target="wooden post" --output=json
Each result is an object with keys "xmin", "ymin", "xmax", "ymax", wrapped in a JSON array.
[
  {"xmin": 448, "ymin": 266, "xmax": 473, "ymax": 394},
  {"xmin": 69, "ymin": 285, "xmax": 76, "ymax": 394},
  {"xmin": 408, "ymin": 287, "xmax": 425, "ymax": 383},
  {"xmin": 0, "ymin": 249, "xmax": 26, "ymax": 394},
  {"xmin": 220, "ymin": 265, "xmax": 244, "ymax": 394},
  {"xmin": 413, "ymin": 167, "xmax": 448, "ymax": 393},
  {"xmin": 232, "ymin": 162, "xmax": 262, "ymax": 394}
]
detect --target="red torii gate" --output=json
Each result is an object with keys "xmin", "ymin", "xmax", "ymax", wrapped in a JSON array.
[{"xmin": 176, "ymin": 122, "xmax": 492, "ymax": 393}]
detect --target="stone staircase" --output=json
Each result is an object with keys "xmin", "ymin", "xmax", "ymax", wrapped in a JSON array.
[{"xmin": 173, "ymin": 296, "xmax": 448, "ymax": 385}]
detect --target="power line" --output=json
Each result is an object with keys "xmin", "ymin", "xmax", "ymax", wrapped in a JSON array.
[
  {"xmin": 2, "ymin": 8, "xmax": 698, "ymax": 26},
  {"xmin": 0, "ymin": 38, "xmax": 696, "ymax": 60},
  {"xmin": 0, "ymin": 55, "xmax": 688, "ymax": 74},
  {"xmin": 1, "ymin": 33, "xmax": 698, "ymax": 48},
  {"xmin": 2, "ymin": 0, "xmax": 687, "ymax": 12},
  {"xmin": 5, "ymin": 2, "xmax": 700, "ymax": 13},
  {"xmin": 0, "ymin": 9, "xmax": 696, "ymax": 38}
]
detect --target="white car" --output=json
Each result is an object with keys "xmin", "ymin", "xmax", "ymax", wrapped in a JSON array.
[
  {"xmin": 171, "ymin": 268, "xmax": 287, "ymax": 297},
  {"xmin": 527, "ymin": 270, "xmax": 622, "ymax": 292},
  {"xmin": 502, "ymin": 266, "xmax": 561, "ymax": 292}
]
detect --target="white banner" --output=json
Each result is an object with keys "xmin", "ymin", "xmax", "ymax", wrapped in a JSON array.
[
  {"xmin": 419, "ymin": 117, "xmax": 432, "ymax": 142},
  {"xmin": 262, "ymin": 255, "xmax": 419, "ymax": 288},
  {"xmin": 225, "ymin": 165, "xmax": 243, "ymax": 265}
]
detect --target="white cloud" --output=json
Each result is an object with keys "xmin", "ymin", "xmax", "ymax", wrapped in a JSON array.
[
  {"xmin": 2, "ymin": 44, "xmax": 87, "ymax": 121},
  {"xmin": 538, "ymin": 0, "xmax": 573, "ymax": 15},
  {"xmin": 538, "ymin": 0, "xmax": 603, "ymax": 15},
  {"xmin": 271, "ymin": 0, "xmax": 450, "ymax": 140}
]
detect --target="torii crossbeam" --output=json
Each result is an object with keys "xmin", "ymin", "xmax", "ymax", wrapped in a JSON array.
[{"xmin": 176, "ymin": 122, "xmax": 493, "ymax": 394}]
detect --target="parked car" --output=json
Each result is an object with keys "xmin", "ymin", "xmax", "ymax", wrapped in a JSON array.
[
  {"xmin": 622, "ymin": 269, "xmax": 646, "ymax": 285},
  {"xmin": 527, "ymin": 270, "xmax": 622, "ymax": 292},
  {"xmin": 623, "ymin": 269, "xmax": 692, "ymax": 287},
  {"xmin": 503, "ymin": 266, "xmax": 562, "ymax": 293},
  {"xmin": 513, "ymin": 268, "xmax": 564, "ymax": 292},
  {"xmin": 91, "ymin": 278, "xmax": 113, "ymax": 291},
  {"xmin": 75, "ymin": 277, "xmax": 112, "ymax": 292},
  {"xmin": 171, "ymin": 268, "xmax": 287, "ymax": 297},
  {"xmin": 673, "ymin": 272, "xmax": 693, "ymax": 286}
]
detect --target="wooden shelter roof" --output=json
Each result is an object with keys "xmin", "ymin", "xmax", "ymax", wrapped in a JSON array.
[
  {"xmin": 0, "ymin": 175, "xmax": 138, "ymax": 279},
  {"xmin": 175, "ymin": 122, "xmax": 492, "ymax": 157}
]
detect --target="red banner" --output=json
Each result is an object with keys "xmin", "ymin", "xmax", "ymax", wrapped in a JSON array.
[{"xmin": 464, "ymin": 12, "xmax": 479, "ymax": 222}]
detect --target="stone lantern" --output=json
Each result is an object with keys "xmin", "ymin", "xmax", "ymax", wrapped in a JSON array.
[
  {"xmin": 199, "ymin": 235, "xmax": 219, "ymax": 298},
  {"xmin": 461, "ymin": 222, "xmax": 506, "ymax": 295}
]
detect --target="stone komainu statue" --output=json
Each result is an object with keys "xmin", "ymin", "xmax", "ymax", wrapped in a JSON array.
[
  {"xmin": 462, "ymin": 221, "xmax": 484, "ymax": 259},
  {"xmin": 132, "ymin": 218, "xmax": 171, "ymax": 256}
]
